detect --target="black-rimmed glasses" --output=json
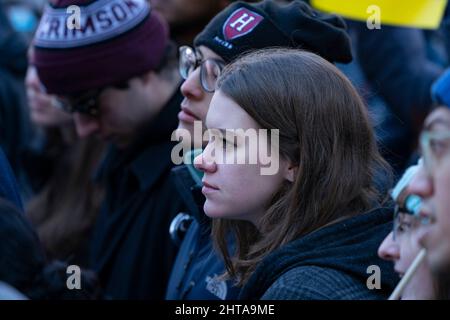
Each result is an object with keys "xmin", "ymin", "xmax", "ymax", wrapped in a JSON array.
[{"xmin": 179, "ymin": 45, "xmax": 225, "ymax": 93}]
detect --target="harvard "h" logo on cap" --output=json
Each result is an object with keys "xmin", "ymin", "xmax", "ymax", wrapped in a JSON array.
[{"xmin": 223, "ymin": 7, "xmax": 263, "ymax": 41}]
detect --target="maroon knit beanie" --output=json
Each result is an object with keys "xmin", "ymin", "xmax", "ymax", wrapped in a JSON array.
[{"xmin": 33, "ymin": 0, "xmax": 168, "ymax": 95}]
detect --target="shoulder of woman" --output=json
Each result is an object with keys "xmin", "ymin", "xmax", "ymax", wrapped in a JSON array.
[{"xmin": 260, "ymin": 266, "xmax": 377, "ymax": 300}]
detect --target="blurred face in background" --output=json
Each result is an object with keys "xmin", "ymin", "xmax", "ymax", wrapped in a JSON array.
[
  {"xmin": 70, "ymin": 71, "xmax": 172, "ymax": 149},
  {"xmin": 408, "ymin": 107, "xmax": 450, "ymax": 280},
  {"xmin": 25, "ymin": 65, "xmax": 72, "ymax": 128}
]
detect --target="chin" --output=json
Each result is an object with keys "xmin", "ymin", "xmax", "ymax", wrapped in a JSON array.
[
  {"xmin": 204, "ymin": 204, "xmax": 222, "ymax": 219},
  {"xmin": 176, "ymin": 122, "xmax": 194, "ymax": 135},
  {"xmin": 203, "ymin": 202, "xmax": 232, "ymax": 219},
  {"xmin": 204, "ymin": 202, "xmax": 253, "ymax": 223}
]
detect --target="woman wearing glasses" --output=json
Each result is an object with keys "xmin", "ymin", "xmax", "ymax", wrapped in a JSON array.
[
  {"xmin": 166, "ymin": 0, "xmax": 353, "ymax": 300},
  {"xmin": 378, "ymin": 161, "xmax": 450, "ymax": 299}
]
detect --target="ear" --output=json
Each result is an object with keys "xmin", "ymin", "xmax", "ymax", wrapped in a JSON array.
[{"xmin": 283, "ymin": 163, "xmax": 297, "ymax": 183}]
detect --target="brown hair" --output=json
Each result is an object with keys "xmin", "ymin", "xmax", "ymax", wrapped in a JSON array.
[
  {"xmin": 213, "ymin": 48, "xmax": 391, "ymax": 286},
  {"xmin": 26, "ymin": 126, "xmax": 104, "ymax": 262}
]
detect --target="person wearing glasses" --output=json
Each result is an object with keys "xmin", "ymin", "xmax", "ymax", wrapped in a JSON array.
[
  {"xmin": 32, "ymin": 0, "xmax": 184, "ymax": 299},
  {"xmin": 378, "ymin": 161, "xmax": 450, "ymax": 299},
  {"xmin": 166, "ymin": 0, "xmax": 357, "ymax": 300},
  {"xmin": 407, "ymin": 69, "xmax": 450, "ymax": 289}
]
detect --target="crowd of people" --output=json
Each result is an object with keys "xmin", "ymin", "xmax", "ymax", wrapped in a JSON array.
[{"xmin": 1, "ymin": 0, "xmax": 450, "ymax": 301}]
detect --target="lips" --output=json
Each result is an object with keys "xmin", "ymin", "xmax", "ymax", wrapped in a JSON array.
[
  {"xmin": 178, "ymin": 101, "xmax": 201, "ymax": 124},
  {"xmin": 202, "ymin": 180, "xmax": 219, "ymax": 190},
  {"xmin": 202, "ymin": 180, "xmax": 220, "ymax": 195}
]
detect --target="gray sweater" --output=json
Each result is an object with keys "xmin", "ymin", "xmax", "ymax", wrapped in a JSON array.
[
  {"xmin": 262, "ymin": 266, "xmax": 385, "ymax": 300},
  {"xmin": 238, "ymin": 208, "xmax": 399, "ymax": 300}
]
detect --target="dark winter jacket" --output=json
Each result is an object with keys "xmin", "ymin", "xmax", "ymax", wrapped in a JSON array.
[
  {"xmin": 89, "ymin": 90, "xmax": 184, "ymax": 299},
  {"xmin": 0, "ymin": 147, "xmax": 22, "ymax": 210},
  {"xmin": 166, "ymin": 164, "xmax": 240, "ymax": 300},
  {"xmin": 239, "ymin": 207, "xmax": 399, "ymax": 300}
]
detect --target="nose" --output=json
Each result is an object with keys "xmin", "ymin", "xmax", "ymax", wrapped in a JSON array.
[
  {"xmin": 378, "ymin": 232, "xmax": 400, "ymax": 262},
  {"xmin": 406, "ymin": 162, "xmax": 433, "ymax": 201},
  {"xmin": 180, "ymin": 68, "xmax": 204, "ymax": 100},
  {"xmin": 73, "ymin": 113, "xmax": 100, "ymax": 138},
  {"xmin": 194, "ymin": 145, "xmax": 217, "ymax": 173},
  {"xmin": 25, "ymin": 67, "xmax": 42, "ymax": 93}
]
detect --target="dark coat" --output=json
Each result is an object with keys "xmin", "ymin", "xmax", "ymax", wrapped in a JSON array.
[
  {"xmin": 165, "ymin": 164, "xmax": 241, "ymax": 300},
  {"xmin": 88, "ymin": 90, "xmax": 184, "ymax": 299},
  {"xmin": 0, "ymin": 147, "xmax": 22, "ymax": 210},
  {"xmin": 239, "ymin": 207, "xmax": 399, "ymax": 300}
]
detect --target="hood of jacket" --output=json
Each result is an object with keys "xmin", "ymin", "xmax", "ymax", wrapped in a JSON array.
[{"xmin": 239, "ymin": 207, "xmax": 398, "ymax": 299}]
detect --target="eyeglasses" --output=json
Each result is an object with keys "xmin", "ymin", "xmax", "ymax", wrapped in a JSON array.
[
  {"xmin": 179, "ymin": 46, "xmax": 225, "ymax": 93},
  {"xmin": 393, "ymin": 194, "xmax": 426, "ymax": 240},
  {"xmin": 55, "ymin": 81, "xmax": 130, "ymax": 117},
  {"xmin": 420, "ymin": 130, "xmax": 450, "ymax": 173}
]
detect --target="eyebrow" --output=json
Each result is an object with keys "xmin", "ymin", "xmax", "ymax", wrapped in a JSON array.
[{"xmin": 424, "ymin": 118, "xmax": 450, "ymax": 131}]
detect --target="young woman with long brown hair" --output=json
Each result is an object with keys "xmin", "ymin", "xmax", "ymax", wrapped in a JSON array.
[{"xmin": 194, "ymin": 48, "xmax": 399, "ymax": 299}]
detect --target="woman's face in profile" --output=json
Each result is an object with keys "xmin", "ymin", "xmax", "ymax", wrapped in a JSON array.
[
  {"xmin": 378, "ymin": 181, "xmax": 435, "ymax": 299},
  {"xmin": 194, "ymin": 90, "xmax": 292, "ymax": 226}
]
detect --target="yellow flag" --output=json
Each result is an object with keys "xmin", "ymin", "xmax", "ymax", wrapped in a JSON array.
[{"xmin": 311, "ymin": 0, "xmax": 447, "ymax": 29}]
